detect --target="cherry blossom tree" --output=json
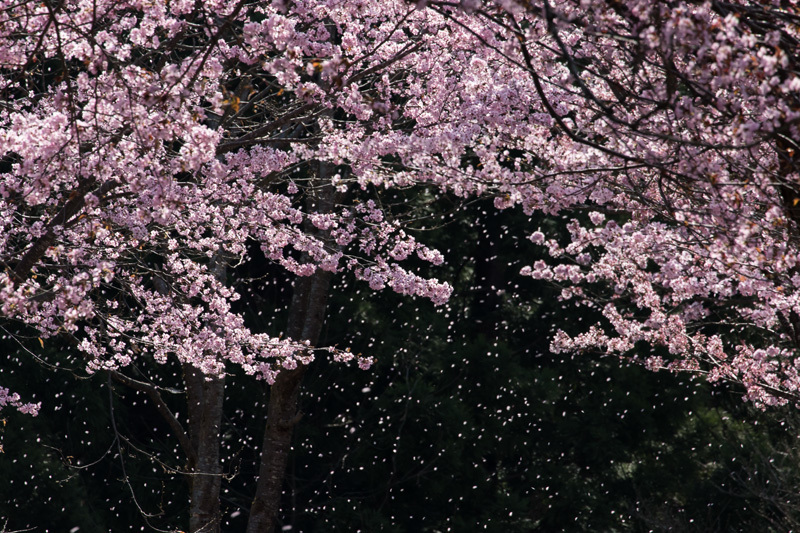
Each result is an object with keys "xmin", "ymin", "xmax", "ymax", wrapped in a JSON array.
[
  {"xmin": 456, "ymin": 0, "xmax": 800, "ymax": 407},
  {"xmin": 0, "ymin": 0, "xmax": 545, "ymax": 531},
  {"xmin": 6, "ymin": 0, "xmax": 800, "ymax": 530}
]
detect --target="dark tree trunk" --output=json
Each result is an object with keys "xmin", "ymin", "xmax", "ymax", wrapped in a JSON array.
[
  {"xmin": 185, "ymin": 254, "xmax": 229, "ymax": 533},
  {"xmin": 247, "ymin": 162, "xmax": 338, "ymax": 533},
  {"xmin": 246, "ymin": 268, "xmax": 334, "ymax": 533},
  {"xmin": 185, "ymin": 366, "xmax": 226, "ymax": 533}
]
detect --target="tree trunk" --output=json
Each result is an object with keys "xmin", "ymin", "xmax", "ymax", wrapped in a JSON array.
[
  {"xmin": 247, "ymin": 161, "xmax": 338, "ymax": 533},
  {"xmin": 185, "ymin": 253, "xmax": 229, "ymax": 533},
  {"xmin": 185, "ymin": 367, "xmax": 226, "ymax": 533},
  {"xmin": 246, "ymin": 267, "xmax": 333, "ymax": 533}
]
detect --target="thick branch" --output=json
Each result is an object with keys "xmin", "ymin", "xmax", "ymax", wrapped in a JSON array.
[
  {"xmin": 215, "ymin": 103, "xmax": 319, "ymax": 155},
  {"xmin": 12, "ymin": 179, "xmax": 118, "ymax": 283}
]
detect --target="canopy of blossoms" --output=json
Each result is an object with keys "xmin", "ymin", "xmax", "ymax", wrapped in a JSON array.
[{"xmin": 2, "ymin": 0, "xmax": 800, "ymax": 412}]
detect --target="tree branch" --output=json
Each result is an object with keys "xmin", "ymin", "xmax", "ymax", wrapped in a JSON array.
[{"xmin": 109, "ymin": 370, "xmax": 198, "ymax": 468}]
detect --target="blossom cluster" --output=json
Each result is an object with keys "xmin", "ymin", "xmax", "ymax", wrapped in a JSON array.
[
  {"xmin": 0, "ymin": 387, "xmax": 40, "ymax": 416},
  {"xmin": 503, "ymin": 0, "xmax": 800, "ymax": 406}
]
